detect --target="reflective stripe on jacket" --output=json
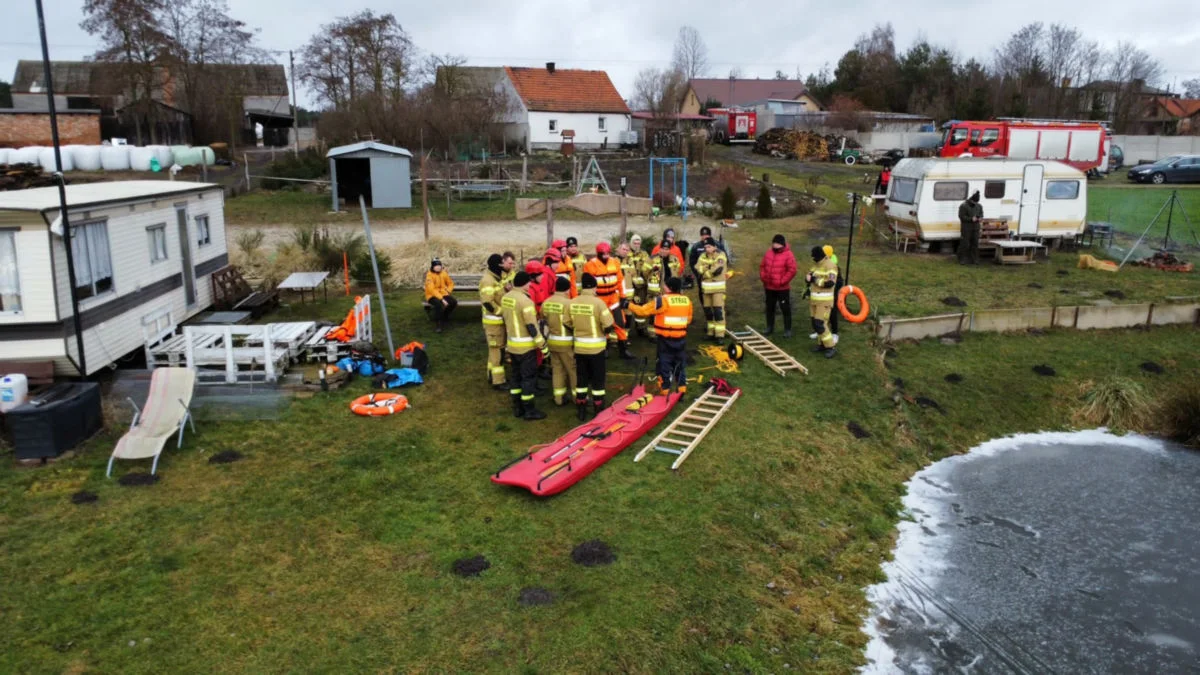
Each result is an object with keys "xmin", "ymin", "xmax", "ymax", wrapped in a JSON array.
[
  {"xmin": 563, "ymin": 290, "xmax": 614, "ymax": 355},
  {"xmin": 479, "ymin": 270, "xmax": 505, "ymax": 325},
  {"xmin": 809, "ymin": 258, "xmax": 838, "ymax": 303},
  {"xmin": 696, "ymin": 251, "xmax": 728, "ymax": 294},
  {"xmin": 501, "ymin": 288, "xmax": 543, "ymax": 354},
  {"xmin": 542, "ymin": 292, "xmax": 574, "ymax": 351},
  {"xmin": 632, "ymin": 293, "xmax": 692, "ymax": 340}
]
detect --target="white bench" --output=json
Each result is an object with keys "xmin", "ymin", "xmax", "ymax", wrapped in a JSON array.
[{"xmin": 990, "ymin": 240, "xmax": 1045, "ymax": 265}]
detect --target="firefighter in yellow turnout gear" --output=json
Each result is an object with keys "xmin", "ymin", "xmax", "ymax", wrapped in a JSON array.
[
  {"xmin": 646, "ymin": 241, "xmax": 682, "ymax": 340},
  {"xmin": 501, "ymin": 271, "xmax": 549, "ymax": 420},
  {"xmin": 626, "ymin": 234, "xmax": 651, "ymax": 336},
  {"xmin": 694, "ymin": 238, "xmax": 729, "ymax": 340},
  {"xmin": 479, "ymin": 254, "xmax": 510, "ymax": 388},
  {"xmin": 806, "ymin": 246, "xmax": 839, "ymax": 359},
  {"xmin": 564, "ymin": 273, "xmax": 615, "ymax": 420},
  {"xmin": 541, "ymin": 276, "xmax": 577, "ymax": 406}
]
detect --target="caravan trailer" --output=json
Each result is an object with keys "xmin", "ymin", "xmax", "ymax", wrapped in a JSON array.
[
  {"xmin": 884, "ymin": 158, "xmax": 1088, "ymax": 242},
  {"xmin": 0, "ymin": 181, "xmax": 228, "ymax": 376}
]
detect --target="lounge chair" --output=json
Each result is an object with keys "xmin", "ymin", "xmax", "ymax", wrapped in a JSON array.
[{"xmin": 107, "ymin": 367, "xmax": 197, "ymax": 477}]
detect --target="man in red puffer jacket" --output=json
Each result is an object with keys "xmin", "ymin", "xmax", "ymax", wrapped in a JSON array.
[{"xmin": 759, "ymin": 234, "xmax": 797, "ymax": 337}]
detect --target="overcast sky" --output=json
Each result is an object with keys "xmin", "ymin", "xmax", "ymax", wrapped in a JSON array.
[{"xmin": 4, "ymin": 0, "xmax": 1200, "ymax": 108}]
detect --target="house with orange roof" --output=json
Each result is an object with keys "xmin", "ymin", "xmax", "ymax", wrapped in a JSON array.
[
  {"xmin": 1142, "ymin": 96, "xmax": 1200, "ymax": 135},
  {"xmin": 500, "ymin": 63, "xmax": 632, "ymax": 152}
]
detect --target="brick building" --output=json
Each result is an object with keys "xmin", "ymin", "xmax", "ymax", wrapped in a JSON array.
[{"xmin": 0, "ymin": 109, "xmax": 101, "ymax": 147}]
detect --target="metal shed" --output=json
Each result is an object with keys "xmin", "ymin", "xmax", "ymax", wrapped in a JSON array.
[{"xmin": 326, "ymin": 141, "xmax": 413, "ymax": 211}]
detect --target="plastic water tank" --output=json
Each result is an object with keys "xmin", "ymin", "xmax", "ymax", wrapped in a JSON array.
[
  {"xmin": 170, "ymin": 145, "xmax": 194, "ymax": 166},
  {"xmin": 38, "ymin": 147, "xmax": 74, "ymax": 172},
  {"xmin": 147, "ymin": 145, "xmax": 173, "ymax": 169},
  {"xmin": 100, "ymin": 145, "xmax": 131, "ymax": 171},
  {"xmin": 130, "ymin": 146, "xmax": 155, "ymax": 171},
  {"xmin": 11, "ymin": 146, "xmax": 43, "ymax": 165},
  {"xmin": 71, "ymin": 145, "xmax": 102, "ymax": 171},
  {"xmin": 0, "ymin": 374, "xmax": 30, "ymax": 413}
]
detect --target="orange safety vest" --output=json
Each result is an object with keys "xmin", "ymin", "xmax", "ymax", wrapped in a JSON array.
[
  {"xmin": 583, "ymin": 256, "xmax": 623, "ymax": 309},
  {"xmin": 555, "ymin": 259, "xmax": 578, "ymax": 299},
  {"xmin": 327, "ymin": 296, "xmax": 368, "ymax": 342},
  {"xmin": 653, "ymin": 293, "xmax": 692, "ymax": 339}
]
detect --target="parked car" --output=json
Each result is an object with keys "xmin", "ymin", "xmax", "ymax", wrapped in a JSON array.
[
  {"xmin": 1127, "ymin": 155, "xmax": 1200, "ymax": 184},
  {"xmin": 874, "ymin": 148, "xmax": 906, "ymax": 167}
]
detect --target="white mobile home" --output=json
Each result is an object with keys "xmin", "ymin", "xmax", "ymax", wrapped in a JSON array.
[
  {"xmin": 884, "ymin": 158, "xmax": 1088, "ymax": 241},
  {"xmin": 0, "ymin": 181, "xmax": 227, "ymax": 376}
]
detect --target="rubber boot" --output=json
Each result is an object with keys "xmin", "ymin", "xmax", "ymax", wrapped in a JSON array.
[
  {"xmin": 523, "ymin": 399, "xmax": 547, "ymax": 421},
  {"xmin": 618, "ymin": 340, "xmax": 636, "ymax": 361},
  {"xmin": 824, "ymin": 348, "xmax": 838, "ymax": 359},
  {"xmin": 512, "ymin": 394, "xmax": 525, "ymax": 418},
  {"xmin": 592, "ymin": 399, "xmax": 605, "ymax": 419},
  {"xmin": 812, "ymin": 344, "xmax": 827, "ymax": 353},
  {"xmin": 576, "ymin": 400, "xmax": 588, "ymax": 421}
]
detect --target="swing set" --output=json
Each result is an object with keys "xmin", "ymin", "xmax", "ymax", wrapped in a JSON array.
[{"xmin": 648, "ymin": 157, "xmax": 688, "ymax": 220}]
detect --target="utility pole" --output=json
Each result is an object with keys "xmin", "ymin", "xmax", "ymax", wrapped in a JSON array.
[
  {"xmin": 420, "ymin": 129, "xmax": 430, "ymax": 241},
  {"xmin": 289, "ymin": 50, "xmax": 299, "ymax": 156},
  {"xmin": 36, "ymin": 0, "xmax": 86, "ymax": 379}
]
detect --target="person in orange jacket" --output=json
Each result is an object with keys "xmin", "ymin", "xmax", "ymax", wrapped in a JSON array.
[
  {"xmin": 651, "ymin": 227, "xmax": 686, "ymax": 271},
  {"xmin": 524, "ymin": 259, "xmax": 553, "ymax": 312},
  {"xmin": 423, "ymin": 258, "xmax": 457, "ymax": 332}
]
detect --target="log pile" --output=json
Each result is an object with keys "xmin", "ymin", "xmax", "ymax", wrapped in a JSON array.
[
  {"xmin": 753, "ymin": 129, "xmax": 862, "ymax": 161},
  {"xmin": 0, "ymin": 164, "xmax": 60, "ymax": 190},
  {"xmin": 1135, "ymin": 250, "xmax": 1193, "ymax": 273}
]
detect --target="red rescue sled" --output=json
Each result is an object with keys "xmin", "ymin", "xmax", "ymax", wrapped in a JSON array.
[{"xmin": 491, "ymin": 384, "xmax": 683, "ymax": 496}]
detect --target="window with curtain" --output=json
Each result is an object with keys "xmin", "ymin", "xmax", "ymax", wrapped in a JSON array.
[
  {"xmin": 148, "ymin": 224, "xmax": 168, "ymax": 263},
  {"xmin": 0, "ymin": 231, "xmax": 20, "ymax": 312},
  {"xmin": 71, "ymin": 221, "xmax": 114, "ymax": 300},
  {"xmin": 195, "ymin": 215, "xmax": 211, "ymax": 246}
]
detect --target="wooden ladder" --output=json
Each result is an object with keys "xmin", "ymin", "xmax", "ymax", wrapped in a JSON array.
[
  {"xmin": 634, "ymin": 387, "xmax": 740, "ymax": 469},
  {"xmin": 729, "ymin": 325, "xmax": 809, "ymax": 376}
]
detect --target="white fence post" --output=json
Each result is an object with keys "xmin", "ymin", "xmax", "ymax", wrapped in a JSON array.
[
  {"xmin": 224, "ymin": 326, "xmax": 236, "ymax": 384},
  {"xmin": 263, "ymin": 325, "xmax": 276, "ymax": 383}
]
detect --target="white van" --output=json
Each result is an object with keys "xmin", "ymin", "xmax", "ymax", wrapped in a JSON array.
[{"xmin": 884, "ymin": 158, "xmax": 1088, "ymax": 242}]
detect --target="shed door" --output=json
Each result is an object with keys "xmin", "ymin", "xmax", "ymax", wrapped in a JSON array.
[
  {"xmin": 176, "ymin": 205, "xmax": 196, "ymax": 306},
  {"xmin": 1019, "ymin": 165, "xmax": 1043, "ymax": 235},
  {"xmin": 369, "ymin": 157, "xmax": 412, "ymax": 209}
]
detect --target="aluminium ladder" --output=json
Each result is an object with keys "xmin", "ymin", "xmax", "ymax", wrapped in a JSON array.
[
  {"xmin": 634, "ymin": 387, "xmax": 740, "ymax": 469},
  {"xmin": 728, "ymin": 325, "xmax": 809, "ymax": 376}
]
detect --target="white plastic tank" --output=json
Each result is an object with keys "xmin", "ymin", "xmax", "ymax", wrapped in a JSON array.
[
  {"xmin": 198, "ymin": 147, "xmax": 215, "ymax": 166},
  {"xmin": 0, "ymin": 374, "xmax": 30, "ymax": 413},
  {"xmin": 0, "ymin": 148, "xmax": 10, "ymax": 165},
  {"xmin": 100, "ymin": 145, "xmax": 131, "ymax": 171},
  {"xmin": 38, "ymin": 147, "xmax": 74, "ymax": 172},
  {"xmin": 71, "ymin": 145, "xmax": 102, "ymax": 171},
  {"xmin": 170, "ymin": 145, "xmax": 194, "ymax": 166},
  {"xmin": 147, "ymin": 145, "xmax": 173, "ymax": 169},
  {"xmin": 129, "ymin": 146, "xmax": 155, "ymax": 171},
  {"xmin": 11, "ymin": 146, "xmax": 43, "ymax": 165}
]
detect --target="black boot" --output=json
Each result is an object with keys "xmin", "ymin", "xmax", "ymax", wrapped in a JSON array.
[
  {"xmin": 576, "ymin": 400, "xmax": 588, "ymax": 421},
  {"xmin": 824, "ymin": 348, "xmax": 838, "ymax": 359},
  {"xmin": 523, "ymin": 399, "xmax": 547, "ymax": 421},
  {"xmin": 592, "ymin": 399, "xmax": 605, "ymax": 419},
  {"xmin": 512, "ymin": 394, "xmax": 525, "ymax": 418},
  {"xmin": 812, "ymin": 345, "xmax": 827, "ymax": 353},
  {"xmin": 618, "ymin": 340, "xmax": 636, "ymax": 361}
]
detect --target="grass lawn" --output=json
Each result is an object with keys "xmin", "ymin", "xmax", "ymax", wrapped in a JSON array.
[
  {"xmin": 2, "ymin": 160, "xmax": 1199, "ymax": 673},
  {"xmin": 225, "ymin": 188, "xmax": 607, "ymax": 226},
  {"xmin": 1087, "ymin": 184, "xmax": 1200, "ymax": 241}
]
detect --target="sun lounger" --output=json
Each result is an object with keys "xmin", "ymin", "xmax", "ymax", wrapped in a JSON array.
[{"xmin": 107, "ymin": 367, "xmax": 197, "ymax": 477}]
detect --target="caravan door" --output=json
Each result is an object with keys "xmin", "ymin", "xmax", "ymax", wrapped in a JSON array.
[{"xmin": 1019, "ymin": 164, "xmax": 1043, "ymax": 236}]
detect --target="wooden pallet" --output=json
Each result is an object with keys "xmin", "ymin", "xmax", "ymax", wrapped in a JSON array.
[
  {"xmin": 728, "ymin": 325, "xmax": 808, "ymax": 376},
  {"xmin": 634, "ymin": 387, "xmax": 740, "ymax": 469}
]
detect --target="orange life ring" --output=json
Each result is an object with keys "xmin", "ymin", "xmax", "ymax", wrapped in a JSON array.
[
  {"xmin": 837, "ymin": 285, "xmax": 870, "ymax": 323},
  {"xmin": 350, "ymin": 393, "xmax": 409, "ymax": 416}
]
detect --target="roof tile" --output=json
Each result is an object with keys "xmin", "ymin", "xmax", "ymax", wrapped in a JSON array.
[{"xmin": 504, "ymin": 67, "xmax": 629, "ymax": 114}]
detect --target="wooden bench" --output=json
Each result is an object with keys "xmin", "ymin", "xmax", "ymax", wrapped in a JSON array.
[
  {"xmin": 989, "ymin": 240, "xmax": 1045, "ymax": 265},
  {"xmin": 422, "ymin": 273, "xmax": 483, "ymax": 309}
]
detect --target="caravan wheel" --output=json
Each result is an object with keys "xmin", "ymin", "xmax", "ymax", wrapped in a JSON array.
[{"xmin": 844, "ymin": 155, "xmax": 857, "ymax": 166}]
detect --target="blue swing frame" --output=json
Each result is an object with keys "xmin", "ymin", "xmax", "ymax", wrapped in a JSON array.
[{"xmin": 648, "ymin": 157, "xmax": 688, "ymax": 221}]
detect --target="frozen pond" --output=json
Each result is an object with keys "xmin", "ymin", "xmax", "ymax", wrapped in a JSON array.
[{"xmin": 862, "ymin": 430, "xmax": 1200, "ymax": 674}]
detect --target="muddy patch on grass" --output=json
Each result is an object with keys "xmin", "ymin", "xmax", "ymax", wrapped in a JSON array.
[
  {"xmin": 915, "ymin": 396, "xmax": 945, "ymax": 414},
  {"xmin": 1104, "ymin": 290, "xmax": 1127, "ymax": 300},
  {"xmin": 847, "ymin": 421, "xmax": 872, "ymax": 439},
  {"xmin": 571, "ymin": 540, "xmax": 616, "ymax": 567},
  {"xmin": 1140, "ymin": 361, "xmax": 1164, "ymax": 374},
  {"xmin": 945, "ymin": 374, "xmax": 963, "ymax": 384},
  {"xmin": 1028, "ymin": 282, "xmax": 1044, "ymax": 289},
  {"xmin": 70, "ymin": 491, "xmax": 98, "ymax": 505},
  {"xmin": 1028, "ymin": 328, "xmax": 1047, "ymax": 336},
  {"xmin": 518, "ymin": 587, "xmax": 556, "ymax": 607},
  {"xmin": 208, "ymin": 450, "xmax": 243, "ymax": 464},
  {"xmin": 941, "ymin": 296, "xmax": 967, "ymax": 307},
  {"xmin": 1057, "ymin": 270, "xmax": 1070, "ymax": 276},
  {"xmin": 452, "ymin": 555, "xmax": 491, "ymax": 577},
  {"xmin": 1033, "ymin": 365, "xmax": 1057, "ymax": 377},
  {"xmin": 118, "ymin": 473, "xmax": 159, "ymax": 487},
  {"xmin": 892, "ymin": 378, "xmax": 906, "ymax": 391}
]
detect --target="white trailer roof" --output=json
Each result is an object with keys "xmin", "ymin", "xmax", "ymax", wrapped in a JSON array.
[
  {"xmin": 0, "ymin": 180, "xmax": 220, "ymax": 213},
  {"xmin": 891, "ymin": 158, "xmax": 1085, "ymax": 181}
]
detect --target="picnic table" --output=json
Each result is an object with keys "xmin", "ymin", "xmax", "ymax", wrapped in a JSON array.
[
  {"xmin": 278, "ymin": 271, "xmax": 329, "ymax": 304},
  {"xmin": 989, "ymin": 240, "xmax": 1046, "ymax": 265}
]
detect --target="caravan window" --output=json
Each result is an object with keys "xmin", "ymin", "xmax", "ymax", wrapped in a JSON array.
[
  {"xmin": 0, "ymin": 231, "xmax": 21, "ymax": 312},
  {"xmin": 1046, "ymin": 180, "xmax": 1080, "ymax": 200},
  {"xmin": 195, "ymin": 215, "xmax": 211, "ymax": 246},
  {"xmin": 984, "ymin": 181, "xmax": 1006, "ymax": 199},
  {"xmin": 933, "ymin": 181, "xmax": 968, "ymax": 201},
  {"xmin": 148, "ymin": 224, "xmax": 168, "ymax": 263},
  {"xmin": 890, "ymin": 177, "xmax": 918, "ymax": 204},
  {"xmin": 71, "ymin": 221, "xmax": 114, "ymax": 300}
]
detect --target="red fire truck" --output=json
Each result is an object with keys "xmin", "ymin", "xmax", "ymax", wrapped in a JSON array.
[
  {"xmin": 938, "ymin": 119, "xmax": 1110, "ymax": 174},
  {"xmin": 708, "ymin": 108, "xmax": 757, "ymax": 144}
]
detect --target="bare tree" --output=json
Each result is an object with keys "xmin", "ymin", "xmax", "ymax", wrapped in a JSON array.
[
  {"xmin": 300, "ymin": 10, "xmax": 415, "ymax": 110},
  {"xmin": 1182, "ymin": 77, "xmax": 1200, "ymax": 99},
  {"xmin": 1107, "ymin": 41, "xmax": 1164, "ymax": 131},
  {"xmin": 633, "ymin": 67, "xmax": 686, "ymax": 116},
  {"xmin": 81, "ymin": 0, "xmax": 171, "ymax": 144},
  {"xmin": 671, "ymin": 26, "xmax": 709, "ymax": 80}
]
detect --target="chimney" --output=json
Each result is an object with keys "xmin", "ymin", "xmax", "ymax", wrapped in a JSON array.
[{"xmin": 546, "ymin": 62, "xmax": 556, "ymax": 74}]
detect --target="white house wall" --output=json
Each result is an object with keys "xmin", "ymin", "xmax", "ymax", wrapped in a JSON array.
[
  {"xmin": 45, "ymin": 187, "xmax": 227, "ymax": 375},
  {"xmin": 526, "ymin": 111, "xmax": 631, "ymax": 150}
]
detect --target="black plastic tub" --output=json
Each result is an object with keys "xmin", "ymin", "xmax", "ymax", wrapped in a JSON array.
[{"xmin": 6, "ymin": 383, "xmax": 103, "ymax": 460}]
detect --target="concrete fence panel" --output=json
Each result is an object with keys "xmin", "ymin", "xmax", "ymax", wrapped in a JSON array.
[
  {"xmin": 1112, "ymin": 135, "xmax": 1200, "ymax": 164},
  {"xmin": 877, "ymin": 302, "xmax": 1198, "ymax": 341},
  {"xmin": 971, "ymin": 307, "xmax": 1055, "ymax": 333},
  {"xmin": 1053, "ymin": 307, "xmax": 1081, "ymax": 328},
  {"xmin": 1070, "ymin": 304, "xmax": 1153, "ymax": 330},
  {"xmin": 1149, "ymin": 303, "xmax": 1200, "ymax": 326},
  {"xmin": 878, "ymin": 313, "xmax": 967, "ymax": 341}
]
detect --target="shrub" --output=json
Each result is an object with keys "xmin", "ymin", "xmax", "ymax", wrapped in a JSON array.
[
  {"xmin": 705, "ymin": 165, "xmax": 745, "ymax": 195},
  {"xmin": 235, "ymin": 229, "xmax": 265, "ymax": 258},
  {"xmin": 1075, "ymin": 377, "xmax": 1151, "ymax": 432},
  {"xmin": 652, "ymin": 191, "xmax": 677, "ymax": 209},
  {"xmin": 756, "ymin": 183, "xmax": 774, "ymax": 218},
  {"xmin": 351, "ymin": 250, "xmax": 393, "ymax": 286},
  {"xmin": 789, "ymin": 199, "xmax": 818, "ymax": 217},
  {"xmin": 1158, "ymin": 381, "xmax": 1200, "ymax": 448},
  {"xmin": 720, "ymin": 187, "xmax": 737, "ymax": 220},
  {"xmin": 292, "ymin": 225, "xmax": 315, "ymax": 251},
  {"xmin": 262, "ymin": 149, "xmax": 327, "ymax": 190}
]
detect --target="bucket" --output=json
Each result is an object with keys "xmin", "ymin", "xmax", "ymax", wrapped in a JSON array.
[{"xmin": 0, "ymin": 373, "xmax": 30, "ymax": 413}]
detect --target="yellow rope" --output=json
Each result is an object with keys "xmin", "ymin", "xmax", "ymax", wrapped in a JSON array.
[{"xmin": 698, "ymin": 344, "xmax": 740, "ymax": 373}]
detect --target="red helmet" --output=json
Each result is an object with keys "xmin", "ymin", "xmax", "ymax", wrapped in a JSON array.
[
  {"xmin": 543, "ymin": 247, "xmax": 562, "ymax": 263},
  {"xmin": 551, "ymin": 239, "xmax": 567, "ymax": 249},
  {"xmin": 524, "ymin": 260, "xmax": 546, "ymax": 276},
  {"xmin": 596, "ymin": 241, "xmax": 612, "ymax": 255}
]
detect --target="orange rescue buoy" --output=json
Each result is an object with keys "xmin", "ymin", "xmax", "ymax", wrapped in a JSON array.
[
  {"xmin": 350, "ymin": 393, "xmax": 409, "ymax": 416},
  {"xmin": 837, "ymin": 285, "xmax": 870, "ymax": 323}
]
